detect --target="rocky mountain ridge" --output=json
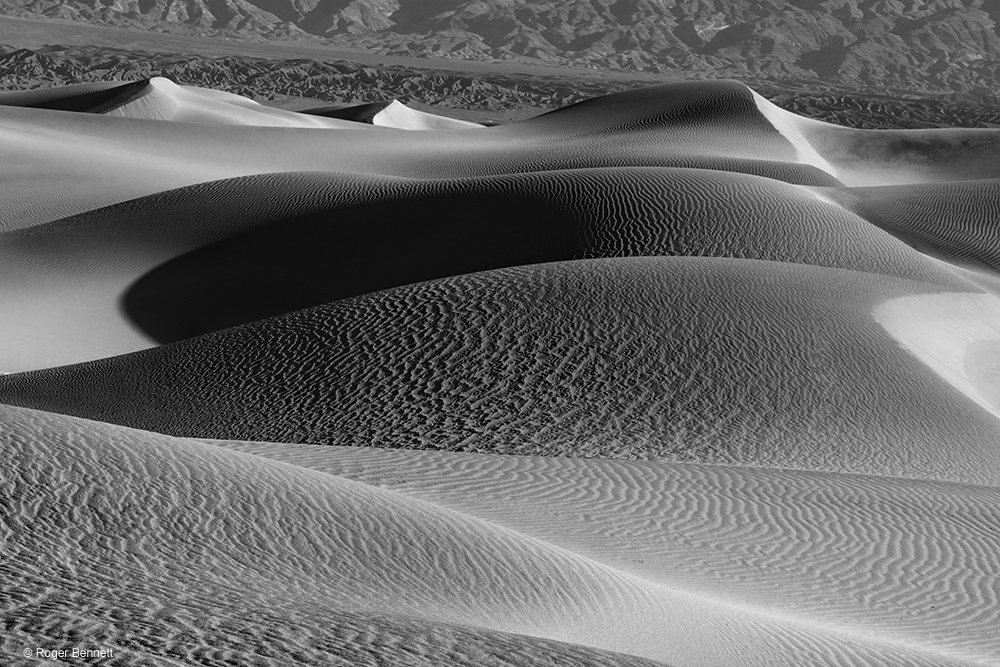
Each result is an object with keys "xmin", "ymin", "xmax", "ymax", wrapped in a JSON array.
[
  {"xmin": 2, "ymin": 0, "xmax": 999, "ymax": 100},
  {"xmin": 3, "ymin": 44, "xmax": 999, "ymax": 129}
]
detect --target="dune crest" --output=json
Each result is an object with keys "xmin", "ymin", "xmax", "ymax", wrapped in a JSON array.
[
  {"xmin": 102, "ymin": 77, "xmax": 365, "ymax": 128},
  {"xmin": 371, "ymin": 99, "xmax": 484, "ymax": 130}
]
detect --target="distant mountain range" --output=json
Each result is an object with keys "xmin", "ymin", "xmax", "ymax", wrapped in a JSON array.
[
  {"xmin": 2, "ymin": 0, "xmax": 999, "ymax": 100},
  {"xmin": 3, "ymin": 44, "xmax": 999, "ymax": 129}
]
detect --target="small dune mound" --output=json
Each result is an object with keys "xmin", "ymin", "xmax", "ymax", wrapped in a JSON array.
[
  {"xmin": 300, "ymin": 100, "xmax": 395, "ymax": 122},
  {"xmin": 371, "ymin": 100, "xmax": 483, "ymax": 130},
  {"xmin": 304, "ymin": 99, "xmax": 483, "ymax": 130},
  {"xmin": 0, "ymin": 80, "xmax": 145, "ymax": 112},
  {"xmin": 101, "ymin": 77, "xmax": 365, "ymax": 128}
]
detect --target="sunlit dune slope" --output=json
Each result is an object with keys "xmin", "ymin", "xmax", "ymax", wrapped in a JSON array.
[
  {"xmin": 301, "ymin": 99, "xmax": 483, "ymax": 129},
  {"xmin": 3, "ymin": 402, "xmax": 987, "ymax": 666},
  {"xmin": 225, "ymin": 440, "xmax": 1000, "ymax": 665},
  {"xmin": 0, "ymin": 167, "xmax": 969, "ymax": 370},
  {"xmin": 0, "ymin": 403, "xmax": 672, "ymax": 667},
  {"xmin": 3, "ymin": 257, "xmax": 999, "ymax": 485}
]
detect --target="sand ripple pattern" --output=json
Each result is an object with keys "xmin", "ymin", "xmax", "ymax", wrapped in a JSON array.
[{"xmin": 2, "ymin": 404, "xmax": 988, "ymax": 666}]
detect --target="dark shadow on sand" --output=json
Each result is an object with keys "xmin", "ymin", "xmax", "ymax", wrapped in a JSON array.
[{"xmin": 123, "ymin": 193, "xmax": 586, "ymax": 343}]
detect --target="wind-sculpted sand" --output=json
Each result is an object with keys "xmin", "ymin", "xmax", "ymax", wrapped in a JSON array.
[{"xmin": 2, "ymin": 78, "xmax": 1000, "ymax": 665}]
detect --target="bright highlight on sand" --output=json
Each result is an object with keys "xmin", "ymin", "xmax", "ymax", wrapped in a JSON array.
[{"xmin": 2, "ymin": 76, "xmax": 999, "ymax": 666}]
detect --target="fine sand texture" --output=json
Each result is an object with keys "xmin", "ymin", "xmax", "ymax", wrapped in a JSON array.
[{"xmin": 3, "ymin": 78, "xmax": 1000, "ymax": 665}]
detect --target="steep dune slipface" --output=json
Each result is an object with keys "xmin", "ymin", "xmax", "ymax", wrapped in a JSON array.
[
  {"xmin": 3, "ymin": 257, "xmax": 1000, "ymax": 485},
  {"xmin": 371, "ymin": 100, "xmax": 485, "ymax": 129},
  {"xmin": 748, "ymin": 88, "xmax": 1000, "ymax": 186},
  {"xmin": 299, "ymin": 98, "xmax": 483, "ymax": 129},
  {"xmin": 0, "ymin": 80, "xmax": 146, "ymax": 112}
]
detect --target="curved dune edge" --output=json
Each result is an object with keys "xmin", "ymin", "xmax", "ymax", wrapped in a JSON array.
[
  {"xmin": 747, "ymin": 87, "xmax": 839, "ymax": 178},
  {"xmin": 3, "ymin": 257, "xmax": 1000, "ymax": 486},
  {"xmin": 222, "ymin": 438, "xmax": 1000, "ymax": 663},
  {"xmin": 371, "ymin": 100, "xmax": 485, "ymax": 130},
  {"xmin": 0, "ymin": 167, "xmax": 971, "ymax": 370},
  {"xmin": 829, "ymin": 180, "xmax": 1000, "ymax": 276},
  {"xmin": 3, "ymin": 403, "xmax": 990, "ymax": 666},
  {"xmin": 874, "ymin": 292, "xmax": 1000, "ymax": 419},
  {"xmin": 103, "ymin": 77, "xmax": 368, "ymax": 129}
]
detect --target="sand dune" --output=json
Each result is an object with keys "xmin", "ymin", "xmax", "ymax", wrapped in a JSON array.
[
  {"xmin": 4, "ymin": 78, "xmax": 1000, "ymax": 665},
  {"xmin": 4, "ymin": 402, "xmax": 989, "ymax": 666},
  {"xmin": 4, "ymin": 79, "xmax": 999, "ymax": 233},
  {"xmin": 304, "ymin": 98, "xmax": 485, "ymax": 130},
  {"xmin": 226, "ymin": 439, "xmax": 1000, "ymax": 664},
  {"xmin": 4, "ymin": 257, "xmax": 1000, "ymax": 485},
  {"xmin": 0, "ymin": 79, "xmax": 144, "ymax": 111},
  {"xmin": 0, "ymin": 167, "xmax": 969, "ymax": 370},
  {"xmin": 14, "ymin": 79, "xmax": 1000, "ymax": 229},
  {"xmin": 833, "ymin": 180, "xmax": 1000, "ymax": 274},
  {"xmin": 102, "ymin": 77, "xmax": 368, "ymax": 128}
]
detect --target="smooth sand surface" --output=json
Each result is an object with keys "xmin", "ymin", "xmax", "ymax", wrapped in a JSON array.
[{"xmin": 3, "ymin": 78, "xmax": 1000, "ymax": 665}]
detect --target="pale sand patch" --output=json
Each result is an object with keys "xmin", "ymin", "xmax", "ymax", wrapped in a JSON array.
[
  {"xmin": 747, "ymin": 87, "xmax": 839, "ymax": 179},
  {"xmin": 371, "ymin": 99, "xmax": 485, "ymax": 130},
  {"xmin": 874, "ymin": 292, "xmax": 1000, "ymax": 419}
]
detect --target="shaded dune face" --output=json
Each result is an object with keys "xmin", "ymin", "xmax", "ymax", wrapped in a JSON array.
[
  {"xmin": 5, "ymin": 257, "xmax": 1000, "ymax": 485},
  {"xmin": 0, "ymin": 404, "xmax": 676, "ymax": 667},
  {"xmin": 111, "ymin": 167, "xmax": 962, "ymax": 343},
  {"xmin": 832, "ymin": 180, "xmax": 1000, "ymax": 274},
  {"xmin": 0, "ymin": 80, "xmax": 146, "ymax": 112}
]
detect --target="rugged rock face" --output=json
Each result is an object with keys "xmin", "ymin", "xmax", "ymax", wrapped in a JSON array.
[
  {"xmin": 2, "ymin": 0, "xmax": 999, "ymax": 99},
  {"xmin": 2, "ymin": 44, "xmax": 999, "ymax": 129}
]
